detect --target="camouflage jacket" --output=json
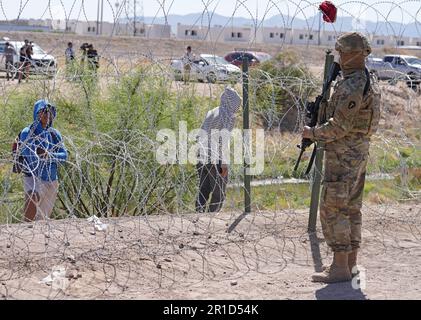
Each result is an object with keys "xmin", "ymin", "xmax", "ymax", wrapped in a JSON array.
[{"xmin": 312, "ymin": 69, "xmax": 381, "ymax": 148}]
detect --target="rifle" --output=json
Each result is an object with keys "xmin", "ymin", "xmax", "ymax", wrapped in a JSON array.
[{"xmin": 293, "ymin": 59, "xmax": 341, "ymax": 175}]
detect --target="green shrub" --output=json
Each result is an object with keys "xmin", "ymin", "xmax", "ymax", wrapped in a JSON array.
[{"xmin": 250, "ymin": 51, "xmax": 317, "ymax": 131}]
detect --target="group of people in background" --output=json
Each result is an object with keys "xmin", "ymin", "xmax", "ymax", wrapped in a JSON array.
[
  {"xmin": 65, "ymin": 41, "xmax": 99, "ymax": 77},
  {"xmin": 3, "ymin": 39, "xmax": 33, "ymax": 83},
  {"xmin": 3, "ymin": 40, "xmax": 100, "ymax": 83}
]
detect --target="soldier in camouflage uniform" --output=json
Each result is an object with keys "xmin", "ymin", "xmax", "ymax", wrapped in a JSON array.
[{"xmin": 302, "ymin": 32, "xmax": 381, "ymax": 283}]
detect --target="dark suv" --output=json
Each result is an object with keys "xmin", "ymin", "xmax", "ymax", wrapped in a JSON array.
[{"xmin": 224, "ymin": 51, "xmax": 272, "ymax": 67}]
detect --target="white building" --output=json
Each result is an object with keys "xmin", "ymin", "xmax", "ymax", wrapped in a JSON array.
[
  {"xmin": 207, "ymin": 25, "xmax": 252, "ymax": 43},
  {"xmin": 145, "ymin": 24, "xmax": 171, "ymax": 39},
  {"xmin": 409, "ymin": 37, "xmax": 421, "ymax": 47},
  {"xmin": 254, "ymin": 26, "xmax": 292, "ymax": 45},
  {"xmin": 177, "ymin": 23, "xmax": 207, "ymax": 40},
  {"xmin": 74, "ymin": 21, "xmax": 101, "ymax": 35},
  {"xmin": 39, "ymin": 18, "xmax": 421, "ymax": 48},
  {"xmin": 49, "ymin": 19, "xmax": 170, "ymax": 38},
  {"xmin": 392, "ymin": 35, "xmax": 411, "ymax": 47},
  {"xmin": 320, "ymin": 30, "xmax": 340, "ymax": 47},
  {"xmin": 290, "ymin": 29, "xmax": 318, "ymax": 45},
  {"xmin": 369, "ymin": 34, "xmax": 391, "ymax": 47}
]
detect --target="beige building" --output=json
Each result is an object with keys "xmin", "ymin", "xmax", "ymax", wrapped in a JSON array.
[
  {"xmin": 319, "ymin": 30, "xmax": 340, "ymax": 47},
  {"xmin": 392, "ymin": 35, "xmax": 411, "ymax": 47},
  {"xmin": 177, "ymin": 23, "xmax": 207, "ymax": 40},
  {"xmin": 290, "ymin": 28, "xmax": 318, "ymax": 45},
  {"xmin": 44, "ymin": 18, "xmax": 421, "ymax": 47},
  {"xmin": 254, "ymin": 26, "xmax": 292, "ymax": 45},
  {"xmin": 49, "ymin": 19, "xmax": 170, "ymax": 39},
  {"xmin": 409, "ymin": 37, "xmax": 421, "ymax": 47},
  {"xmin": 206, "ymin": 25, "xmax": 252, "ymax": 43},
  {"xmin": 369, "ymin": 34, "xmax": 392, "ymax": 47}
]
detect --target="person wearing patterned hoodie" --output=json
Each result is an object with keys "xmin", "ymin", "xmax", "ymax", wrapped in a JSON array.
[
  {"xmin": 18, "ymin": 99, "xmax": 68, "ymax": 221},
  {"xmin": 196, "ymin": 87, "xmax": 242, "ymax": 213}
]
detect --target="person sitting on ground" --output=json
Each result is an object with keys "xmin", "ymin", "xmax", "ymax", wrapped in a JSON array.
[
  {"xmin": 196, "ymin": 87, "xmax": 242, "ymax": 213},
  {"xmin": 17, "ymin": 100, "xmax": 68, "ymax": 222}
]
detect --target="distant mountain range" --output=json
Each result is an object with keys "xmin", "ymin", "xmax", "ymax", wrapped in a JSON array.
[{"xmin": 120, "ymin": 13, "xmax": 420, "ymax": 37}]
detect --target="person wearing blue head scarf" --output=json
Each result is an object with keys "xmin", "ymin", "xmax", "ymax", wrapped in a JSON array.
[{"xmin": 18, "ymin": 99, "xmax": 68, "ymax": 221}]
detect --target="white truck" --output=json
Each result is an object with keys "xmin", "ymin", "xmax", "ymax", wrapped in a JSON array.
[
  {"xmin": 0, "ymin": 40, "xmax": 57, "ymax": 78},
  {"xmin": 367, "ymin": 54, "xmax": 421, "ymax": 85}
]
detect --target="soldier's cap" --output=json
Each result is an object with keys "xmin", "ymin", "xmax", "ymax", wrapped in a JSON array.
[{"xmin": 335, "ymin": 32, "xmax": 372, "ymax": 56}]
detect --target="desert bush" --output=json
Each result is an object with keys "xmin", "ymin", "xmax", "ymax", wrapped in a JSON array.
[{"xmin": 250, "ymin": 51, "xmax": 317, "ymax": 131}]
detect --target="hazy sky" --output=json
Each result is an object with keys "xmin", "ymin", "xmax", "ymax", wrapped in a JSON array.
[{"xmin": 1, "ymin": 0, "xmax": 420, "ymax": 24}]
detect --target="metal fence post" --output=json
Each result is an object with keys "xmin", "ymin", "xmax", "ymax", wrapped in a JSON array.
[
  {"xmin": 308, "ymin": 51, "xmax": 334, "ymax": 232},
  {"xmin": 243, "ymin": 57, "xmax": 251, "ymax": 214}
]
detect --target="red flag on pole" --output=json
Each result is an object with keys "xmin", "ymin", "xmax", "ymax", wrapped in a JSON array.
[{"xmin": 319, "ymin": 1, "xmax": 337, "ymax": 23}]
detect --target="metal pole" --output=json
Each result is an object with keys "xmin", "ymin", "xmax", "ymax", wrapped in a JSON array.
[
  {"xmin": 308, "ymin": 51, "xmax": 334, "ymax": 232},
  {"xmin": 243, "ymin": 57, "xmax": 251, "ymax": 214},
  {"xmin": 134, "ymin": 0, "xmax": 136, "ymax": 36},
  {"xmin": 100, "ymin": 0, "xmax": 104, "ymax": 35},
  {"xmin": 96, "ymin": 0, "xmax": 100, "ymax": 35},
  {"xmin": 318, "ymin": 11, "xmax": 321, "ymax": 46}
]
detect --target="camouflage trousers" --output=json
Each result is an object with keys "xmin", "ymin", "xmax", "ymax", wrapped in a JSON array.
[{"xmin": 320, "ymin": 141, "xmax": 370, "ymax": 253}]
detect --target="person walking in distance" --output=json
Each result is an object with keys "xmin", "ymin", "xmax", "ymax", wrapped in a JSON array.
[{"xmin": 302, "ymin": 32, "xmax": 381, "ymax": 283}]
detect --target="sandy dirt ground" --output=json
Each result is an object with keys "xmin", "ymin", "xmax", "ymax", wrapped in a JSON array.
[{"xmin": 0, "ymin": 203, "xmax": 420, "ymax": 300}]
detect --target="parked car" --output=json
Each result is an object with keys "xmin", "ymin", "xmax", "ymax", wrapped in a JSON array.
[
  {"xmin": 224, "ymin": 51, "xmax": 272, "ymax": 67},
  {"xmin": 171, "ymin": 54, "xmax": 242, "ymax": 83},
  {"xmin": 0, "ymin": 40, "xmax": 57, "ymax": 78},
  {"xmin": 367, "ymin": 54, "xmax": 421, "ymax": 84}
]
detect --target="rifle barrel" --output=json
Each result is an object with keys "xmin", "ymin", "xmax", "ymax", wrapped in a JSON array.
[{"xmin": 293, "ymin": 148, "xmax": 305, "ymax": 172}]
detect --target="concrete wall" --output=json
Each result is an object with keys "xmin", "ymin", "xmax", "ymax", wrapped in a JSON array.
[
  {"xmin": 255, "ymin": 27, "xmax": 292, "ymax": 45},
  {"xmin": 146, "ymin": 24, "xmax": 171, "ymax": 39},
  {"xmin": 177, "ymin": 23, "xmax": 207, "ymax": 40},
  {"xmin": 319, "ymin": 30, "xmax": 340, "ymax": 47},
  {"xmin": 290, "ymin": 29, "xmax": 318, "ymax": 45}
]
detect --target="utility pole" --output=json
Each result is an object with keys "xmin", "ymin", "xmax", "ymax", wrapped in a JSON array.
[
  {"xmin": 133, "ymin": 0, "xmax": 136, "ymax": 36},
  {"xmin": 100, "ymin": 0, "xmax": 104, "ymax": 35},
  {"xmin": 140, "ymin": 0, "xmax": 144, "ymax": 23},
  {"xmin": 97, "ymin": 0, "xmax": 100, "ymax": 35},
  {"xmin": 318, "ymin": 10, "xmax": 321, "ymax": 46}
]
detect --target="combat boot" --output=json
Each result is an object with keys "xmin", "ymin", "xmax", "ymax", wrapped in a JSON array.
[
  {"xmin": 321, "ymin": 249, "xmax": 359, "ymax": 276},
  {"xmin": 312, "ymin": 252, "xmax": 352, "ymax": 283}
]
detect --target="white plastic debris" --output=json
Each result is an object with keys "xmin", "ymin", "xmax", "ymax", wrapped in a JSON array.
[
  {"xmin": 87, "ymin": 215, "xmax": 108, "ymax": 231},
  {"xmin": 40, "ymin": 266, "xmax": 68, "ymax": 290}
]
